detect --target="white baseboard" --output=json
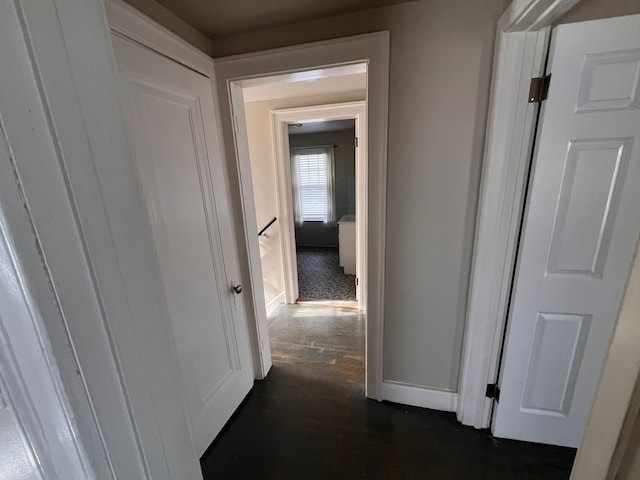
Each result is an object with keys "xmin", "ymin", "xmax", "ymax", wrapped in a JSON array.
[
  {"xmin": 381, "ymin": 381, "xmax": 458, "ymax": 412},
  {"xmin": 266, "ymin": 291, "xmax": 286, "ymax": 318}
]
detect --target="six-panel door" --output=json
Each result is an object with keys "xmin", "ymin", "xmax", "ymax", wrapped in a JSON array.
[{"xmin": 494, "ymin": 14, "xmax": 640, "ymax": 447}]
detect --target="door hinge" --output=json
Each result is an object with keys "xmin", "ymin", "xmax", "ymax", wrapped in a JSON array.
[
  {"xmin": 356, "ymin": 277, "xmax": 359, "ymax": 286},
  {"xmin": 528, "ymin": 74, "xmax": 551, "ymax": 103},
  {"xmin": 354, "ymin": 136, "xmax": 359, "ymax": 148},
  {"xmin": 486, "ymin": 384, "xmax": 501, "ymax": 402}
]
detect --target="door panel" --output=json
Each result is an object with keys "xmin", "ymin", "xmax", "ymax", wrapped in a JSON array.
[
  {"xmin": 546, "ymin": 138, "xmax": 631, "ymax": 277},
  {"xmin": 520, "ymin": 312, "xmax": 590, "ymax": 416},
  {"xmin": 112, "ymin": 36, "xmax": 253, "ymax": 456},
  {"xmin": 493, "ymin": 14, "xmax": 640, "ymax": 447}
]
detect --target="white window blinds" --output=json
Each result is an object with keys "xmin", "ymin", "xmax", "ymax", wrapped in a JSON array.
[{"xmin": 291, "ymin": 147, "xmax": 336, "ymax": 224}]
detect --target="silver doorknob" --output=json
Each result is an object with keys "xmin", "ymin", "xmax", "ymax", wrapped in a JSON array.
[{"xmin": 232, "ymin": 284, "xmax": 243, "ymax": 294}]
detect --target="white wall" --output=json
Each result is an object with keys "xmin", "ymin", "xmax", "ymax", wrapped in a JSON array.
[
  {"xmin": 244, "ymin": 91, "xmax": 365, "ymax": 307},
  {"xmin": 223, "ymin": 0, "xmax": 503, "ymax": 391}
]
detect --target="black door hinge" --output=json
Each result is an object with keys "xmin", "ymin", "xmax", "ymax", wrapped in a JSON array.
[
  {"xmin": 486, "ymin": 384, "xmax": 501, "ymax": 402},
  {"xmin": 528, "ymin": 74, "xmax": 551, "ymax": 103}
]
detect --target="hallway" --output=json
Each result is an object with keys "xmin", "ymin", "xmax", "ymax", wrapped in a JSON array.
[{"xmin": 200, "ymin": 304, "xmax": 575, "ymax": 479}]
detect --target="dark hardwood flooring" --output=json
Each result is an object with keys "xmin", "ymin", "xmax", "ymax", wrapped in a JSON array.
[{"xmin": 201, "ymin": 304, "xmax": 576, "ymax": 479}]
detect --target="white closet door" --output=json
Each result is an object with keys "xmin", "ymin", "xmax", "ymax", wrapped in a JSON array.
[
  {"xmin": 494, "ymin": 14, "xmax": 640, "ymax": 447},
  {"xmin": 113, "ymin": 35, "xmax": 253, "ymax": 456}
]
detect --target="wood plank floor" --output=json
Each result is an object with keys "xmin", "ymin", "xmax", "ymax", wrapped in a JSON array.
[{"xmin": 201, "ymin": 304, "xmax": 576, "ymax": 479}]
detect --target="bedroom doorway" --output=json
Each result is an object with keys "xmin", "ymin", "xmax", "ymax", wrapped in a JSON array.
[
  {"xmin": 270, "ymin": 101, "xmax": 367, "ymax": 312},
  {"xmin": 229, "ymin": 67, "xmax": 368, "ymax": 391},
  {"xmin": 216, "ymin": 35, "xmax": 388, "ymax": 399},
  {"xmin": 289, "ymin": 118, "xmax": 358, "ymax": 304},
  {"xmin": 231, "ymin": 65, "xmax": 368, "ymax": 316}
]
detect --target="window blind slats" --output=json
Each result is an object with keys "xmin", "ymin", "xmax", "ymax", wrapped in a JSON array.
[{"xmin": 295, "ymin": 153, "xmax": 328, "ymax": 222}]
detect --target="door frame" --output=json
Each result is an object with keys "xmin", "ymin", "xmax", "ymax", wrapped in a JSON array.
[
  {"xmin": 214, "ymin": 33, "xmax": 389, "ymax": 400},
  {"xmin": 456, "ymin": 0, "xmax": 583, "ymax": 429},
  {"xmin": 272, "ymin": 101, "xmax": 367, "ymax": 311}
]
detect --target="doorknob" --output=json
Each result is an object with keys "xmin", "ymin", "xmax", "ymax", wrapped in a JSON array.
[{"xmin": 232, "ymin": 284, "xmax": 243, "ymax": 295}]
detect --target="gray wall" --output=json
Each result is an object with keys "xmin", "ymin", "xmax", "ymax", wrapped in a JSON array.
[
  {"xmin": 213, "ymin": 0, "xmax": 504, "ymax": 391},
  {"xmin": 289, "ymin": 128, "xmax": 356, "ymax": 248}
]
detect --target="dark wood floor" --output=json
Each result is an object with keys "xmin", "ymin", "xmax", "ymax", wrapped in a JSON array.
[{"xmin": 201, "ymin": 304, "xmax": 576, "ymax": 479}]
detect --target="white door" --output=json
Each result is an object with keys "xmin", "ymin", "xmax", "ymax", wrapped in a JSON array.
[
  {"xmin": 112, "ymin": 36, "xmax": 253, "ymax": 456},
  {"xmin": 494, "ymin": 14, "xmax": 640, "ymax": 447}
]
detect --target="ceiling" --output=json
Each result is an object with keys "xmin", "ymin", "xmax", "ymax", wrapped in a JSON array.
[
  {"xmin": 288, "ymin": 119, "xmax": 355, "ymax": 135},
  {"xmin": 155, "ymin": 0, "xmax": 416, "ymax": 38},
  {"xmin": 241, "ymin": 63, "xmax": 367, "ymax": 102}
]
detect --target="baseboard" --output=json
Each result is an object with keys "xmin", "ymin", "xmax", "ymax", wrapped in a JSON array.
[
  {"xmin": 266, "ymin": 291, "xmax": 286, "ymax": 319},
  {"xmin": 381, "ymin": 381, "xmax": 458, "ymax": 412}
]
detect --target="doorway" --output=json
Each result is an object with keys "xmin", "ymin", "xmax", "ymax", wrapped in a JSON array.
[
  {"xmin": 214, "ymin": 32, "xmax": 388, "ymax": 400},
  {"xmin": 289, "ymin": 119, "xmax": 358, "ymax": 304},
  {"xmin": 234, "ymin": 67, "xmax": 368, "ymax": 392},
  {"xmin": 271, "ymin": 101, "xmax": 368, "ymax": 311}
]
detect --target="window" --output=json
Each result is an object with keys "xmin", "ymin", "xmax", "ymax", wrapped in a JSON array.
[{"xmin": 291, "ymin": 147, "xmax": 335, "ymax": 224}]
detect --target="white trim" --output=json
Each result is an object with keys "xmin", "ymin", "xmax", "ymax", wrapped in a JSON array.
[
  {"xmin": 266, "ymin": 291, "xmax": 286, "ymax": 318},
  {"xmin": 2, "ymin": 0, "xmax": 219, "ymax": 478},
  {"xmin": 214, "ymin": 32, "xmax": 389, "ymax": 400},
  {"xmin": 381, "ymin": 382, "xmax": 458, "ymax": 413},
  {"xmin": 106, "ymin": 0, "xmax": 213, "ymax": 76},
  {"xmin": 1, "ymin": 1, "xmax": 154, "ymax": 477},
  {"xmin": 0, "ymin": 94, "xmax": 97, "ymax": 479},
  {"xmin": 504, "ymin": 0, "xmax": 581, "ymax": 32},
  {"xmin": 271, "ymin": 101, "xmax": 367, "ymax": 311},
  {"xmin": 228, "ymin": 82, "xmax": 274, "ymax": 379},
  {"xmin": 457, "ymin": 0, "xmax": 581, "ymax": 430}
]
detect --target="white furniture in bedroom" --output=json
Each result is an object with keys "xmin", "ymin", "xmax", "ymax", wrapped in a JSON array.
[{"xmin": 338, "ymin": 215, "xmax": 356, "ymax": 275}]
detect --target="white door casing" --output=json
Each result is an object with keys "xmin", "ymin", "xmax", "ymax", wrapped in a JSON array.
[
  {"xmin": 112, "ymin": 34, "xmax": 254, "ymax": 456},
  {"xmin": 215, "ymin": 33, "xmax": 388, "ymax": 400},
  {"xmin": 494, "ymin": 14, "xmax": 640, "ymax": 447},
  {"xmin": 457, "ymin": 0, "xmax": 583, "ymax": 431},
  {"xmin": 270, "ymin": 101, "xmax": 368, "ymax": 312},
  {"xmin": 228, "ymin": 82, "xmax": 273, "ymax": 379}
]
